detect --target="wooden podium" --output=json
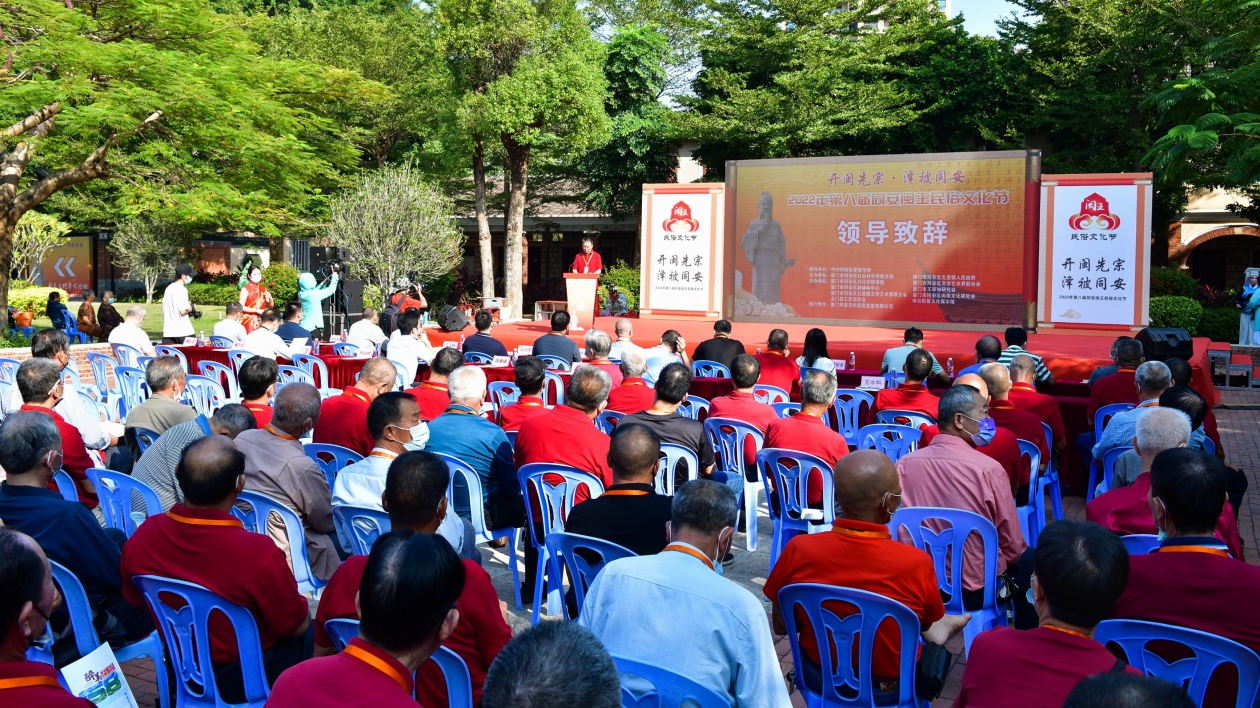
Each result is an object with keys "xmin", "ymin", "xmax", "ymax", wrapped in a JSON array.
[{"xmin": 563, "ymin": 273, "xmax": 599, "ymax": 332}]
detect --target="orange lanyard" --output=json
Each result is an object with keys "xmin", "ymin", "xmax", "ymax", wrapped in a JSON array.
[
  {"xmin": 832, "ymin": 526, "xmax": 890, "ymax": 540},
  {"xmin": 0, "ymin": 676, "xmax": 62, "ymax": 690},
  {"xmin": 168, "ymin": 511, "xmax": 244, "ymax": 528},
  {"xmin": 266, "ymin": 424, "xmax": 297, "ymax": 441},
  {"xmin": 343, "ymin": 644, "xmax": 411, "ymax": 693},
  {"xmin": 518, "ymin": 400, "xmax": 544, "ymax": 407},
  {"xmin": 422, "ymin": 383, "xmax": 447, "ymax": 392},
  {"xmin": 368, "ymin": 450, "xmax": 398, "ymax": 461},
  {"xmin": 1136, "ymin": 400, "xmax": 1159, "ymax": 409},
  {"xmin": 623, "ymin": 380, "xmax": 646, "ymax": 386},
  {"xmin": 580, "ymin": 253, "xmax": 595, "ymax": 271},
  {"xmin": 1043, "ymin": 625, "xmax": 1093, "ymax": 640},
  {"xmin": 664, "ymin": 543, "xmax": 714, "ymax": 570},
  {"xmin": 1158, "ymin": 545, "xmax": 1230, "ymax": 558},
  {"xmin": 603, "ymin": 489, "xmax": 649, "ymax": 497}
]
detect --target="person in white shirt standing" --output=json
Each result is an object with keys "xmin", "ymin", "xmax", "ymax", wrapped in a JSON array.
[
  {"xmin": 212, "ymin": 302, "xmax": 249, "ymax": 343},
  {"xmin": 107, "ymin": 305, "xmax": 157, "ymax": 357},
  {"xmin": 345, "ymin": 306, "xmax": 387, "ymax": 353},
  {"xmin": 240, "ymin": 308, "xmax": 304, "ymax": 360},
  {"xmin": 161, "ymin": 263, "xmax": 197, "ymax": 343}
]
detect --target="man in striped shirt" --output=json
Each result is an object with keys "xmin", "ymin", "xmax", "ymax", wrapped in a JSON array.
[
  {"xmin": 131, "ymin": 404, "xmax": 258, "ymax": 510},
  {"xmin": 997, "ymin": 327, "xmax": 1054, "ymax": 385}
]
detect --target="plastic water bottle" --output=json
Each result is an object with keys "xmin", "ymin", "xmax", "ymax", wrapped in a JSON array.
[
  {"xmin": 756, "ymin": 348, "xmax": 762, "ymax": 355},
  {"xmin": 947, "ymin": 357, "xmax": 955, "ymax": 377},
  {"xmin": 198, "ymin": 331, "xmax": 205, "ymax": 346},
  {"xmin": 459, "ymin": 334, "xmax": 466, "ymax": 348},
  {"xmin": 848, "ymin": 351, "xmax": 856, "ymax": 370}
]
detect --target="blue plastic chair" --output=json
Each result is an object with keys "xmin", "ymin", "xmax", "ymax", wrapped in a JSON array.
[
  {"xmin": 612, "ymin": 654, "xmax": 731, "ymax": 708},
  {"xmin": 657, "ymin": 443, "xmax": 700, "ymax": 495},
  {"xmin": 323, "ymin": 618, "xmax": 474, "ymax": 708},
  {"xmin": 505, "ymin": 430, "xmax": 517, "ymax": 447},
  {"xmin": 691, "ymin": 360, "xmax": 731, "ymax": 378},
  {"xmin": 874, "ymin": 409, "xmax": 936, "ymax": 429},
  {"xmin": 85, "ymin": 352, "xmax": 121, "ymax": 403},
  {"xmin": 594, "ymin": 409, "xmax": 623, "ymax": 435},
  {"xmin": 544, "ymin": 532, "xmax": 636, "ymax": 620},
  {"xmin": 86, "ymin": 468, "xmax": 162, "ymax": 537},
  {"xmin": 154, "ymin": 345, "xmax": 190, "ymax": 372},
  {"xmin": 778, "ymin": 584, "xmax": 926, "ymax": 708},
  {"xmin": 1096, "ymin": 445, "xmax": 1134, "ymax": 498},
  {"xmin": 757, "ymin": 448, "xmax": 835, "ymax": 573},
  {"xmin": 134, "ymin": 574, "xmax": 270, "ymax": 708},
  {"xmin": 538, "ymin": 354, "xmax": 572, "ymax": 371},
  {"xmin": 855, "ymin": 424, "xmax": 921, "ymax": 462},
  {"xmin": 882, "ymin": 371, "xmax": 906, "ymax": 388},
  {"xmin": 389, "ymin": 359, "xmax": 409, "ymax": 390},
  {"xmin": 232, "ymin": 489, "xmax": 327, "ymax": 596},
  {"xmin": 197, "ymin": 360, "xmax": 240, "ymax": 401},
  {"xmin": 116, "ymin": 366, "xmax": 148, "ymax": 418},
  {"xmin": 290, "ymin": 353, "xmax": 331, "ymax": 390},
  {"xmin": 136, "ymin": 355, "xmax": 155, "ymax": 371},
  {"xmin": 0, "ymin": 356, "xmax": 21, "ymax": 384},
  {"xmin": 132, "ymin": 426, "xmax": 161, "ymax": 455},
  {"xmin": 1016, "ymin": 439, "xmax": 1044, "ymax": 547},
  {"xmin": 1120, "ymin": 534, "xmax": 1160, "ymax": 555},
  {"xmin": 111, "ymin": 342, "xmax": 144, "ymax": 368},
  {"xmin": 184, "ymin": 374, "xmax": 228, "ymax": 418},
  {"xmin": 890, "ymin": 507, "xmax": 1007, "ymax": 655},
  {"xmin": 753, "ymin": 384, "xmax": 790, "ymax": 404},
  {"xmin": 799, "ymin": 365, "xmax": 833, "ymax": 380},
  {"xmin": 62, "ymin": 360, "xmax": 83, "ymax": 391},
  {"xmin": 677, "ymin": 395, "xmax": 709, "ymax": 421},
  {"xmin": 771, "ymin": 402, "xmax": 800, "ymax": 418},
  {"xmin": 1041, "ymin": 422, "xmax": 1064, "ymax": 522},
  {"xmin": 464, "ymin": 351, "xmax": 495, "ymax": 365},
  {"xmin": 1204, "ymin": 435, "xmax": 1218, "ymax": 456},
  {"xmin": 543, "ymin": 371, "xmax": 566, "ymax": 407},
  {"xmin": 331, "ymin": 505, "xmax": 392, "ymax": 555},
  {"xmin": 303, "ymin": 443, "xmax": 363, "ymax": 493},
  {"xmin": 436, "ymin": 453, "xmax": 521, "ymax": 607},
  {"xmin": 488, "ymin": 381, "xmax": 522, "ymax": 414},
  {"xmin": 62, "ymin": 314, "xmax": 90, "ymax": 343},
  {"xmin": 1095, "ymin": 619, "xmax": 1260, "ymax": 708},
  {"xmin": 52, "ymin": 469, "xmax": 80, "ymax": 501},
  {"xmin": 209, "ymin": 335, "xmax": 235, "ymax": 349},
  {"xmin": 704, "ymin": 417, "xmax": 766, "ymax": 551},
  {"xmin": 517, "ymin": 463, "xmax": 605, "ymax": 623},
  {"xmin": 79, "ymin": 389, "xmax": 109, "ymax": 424},
  {"xmin": 1087, "ymin": 403, "xmax": 1135, "ymax": 500},
  {"xmin": 45, "ymin": 562, "xmax": 168, "ymax": 706},
  {"xmin": 324, "ymin": 618, "xmax": 359, "ymax": 650},
  {"xmin": 228, "ymin": 349, "xmax": 256, "ymax": 375},
  {"xmin": 277, "ymin": 364, "xmax": 314, "ymax": 388},
  {"xmin": 331, "ymin": 342, "xmax": 360, "ymax": 356},
  {"xmin": 833, "ymin": 389, "xmax": 875, "ymax": 445}
]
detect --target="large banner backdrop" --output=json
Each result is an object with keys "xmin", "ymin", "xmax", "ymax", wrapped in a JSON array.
[{"xmin": 724, "ymin": 150, "xmax": 1039, "ymax": 328}]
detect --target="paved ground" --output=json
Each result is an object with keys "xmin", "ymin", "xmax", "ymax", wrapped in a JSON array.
[{"xmin": 120, "ymin": 391, "xmax": 1260, "ymax": 707}]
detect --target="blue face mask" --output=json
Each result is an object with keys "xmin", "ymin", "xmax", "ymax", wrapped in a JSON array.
[
  {"xmin": 961, "ymin": 414, "xmax": 997, "ymax": 447},
  {"xmin": 1154, "ymin": 497, "xmax": 1168, "ymax": 542}
]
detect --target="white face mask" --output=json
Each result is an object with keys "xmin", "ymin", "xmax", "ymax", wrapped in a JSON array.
[{"xmin": 250, "ymin": 270, "xmax": 262, "ymax": 284}]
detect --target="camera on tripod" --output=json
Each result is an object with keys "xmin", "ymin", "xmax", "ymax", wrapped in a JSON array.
[{"xmin": 320, "ymin": 258, "xmax": 346, "ymax": 279}]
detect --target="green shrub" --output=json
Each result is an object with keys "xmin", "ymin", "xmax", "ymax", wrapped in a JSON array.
[
  {"xmin": 363, "ymin": 284, "xmax": 383, "ymax": 311},
  {"xmin": 0, "ymin": 330, "xmax": 31, "ymax": 349},
  {"xmin": 263, "ymin": 263, "xmax": 299, "ymax": 305},
  {"xmin": 9, "ymin": 287, "xmax": 70, "ymax": 314},
  {"xmin": 1150, "ymin": 296, "xmax": 1202, "ymax": 334},
  {"xmin": 1150, "ymin": 266, "xmax": 1199, "ymax": 298},
  {"xmin": 600, "ymin": 260, "xmax": 641, "ymax": 313},
  {"xmin": 187, "ymin": 282, "xmax": 240, "ymax": 306},
  {"xmin": 1199, "ymin": 306, "xmax": 1241, "ymax": 343}
]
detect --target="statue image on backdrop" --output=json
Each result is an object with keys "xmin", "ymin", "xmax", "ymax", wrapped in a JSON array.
[
  {"xmin": 1238, "ymin": 268, "xmax": 1260, "ymax": 345},
  {"xmin": 740, "ymin": 191, "xmax": 795, "ymax": 305}
]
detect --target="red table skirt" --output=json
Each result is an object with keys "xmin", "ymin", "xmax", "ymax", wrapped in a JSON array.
[{"xmin": 174, "ymin": 346, "xmax": 368, "ymax": 391}]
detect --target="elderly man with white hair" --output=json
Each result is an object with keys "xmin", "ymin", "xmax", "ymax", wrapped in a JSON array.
[
  {"xmin": 606, "ymin": 348, "xmax": 655, "ymax": 414},
  {"xmin": 1108, "ymin": 406, "xmax": 1190, "ymax": 490},
  {"xmin": 1091, "ymin": 360, "xmax": 1172, "ymax": 462},
  {"xmin": 584, "ymin": 329, "xmax": 623, "ymax": 386},
  {"xmin": 425, "ymin": 365, "xmax": 523, "ymax": 532},
  {"xmin": 106, "ymin": 304, "xmax": 157, "ymax": 356}
]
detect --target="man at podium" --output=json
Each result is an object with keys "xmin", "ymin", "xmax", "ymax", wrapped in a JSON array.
[{"xmin": 571, "ymin": 237, "xmax": 603, "ymax": 275}]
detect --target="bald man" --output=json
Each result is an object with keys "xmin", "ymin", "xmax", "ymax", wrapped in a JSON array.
[
  {"xmin": 979, "ymin": 363, "xmax": 1050, "ymax": 498},
  {"xmin": 764, "ymin": 451, "xmax": 968, "ymax": 692},
  {"xmin": 313, "ymin": 356, "xmax": 399, "ymax": 456},
  {"xmin": 919, "ymin": 373, "xmax": 1026, "ymax": 497},
  {"xmin": 564, "ymin": 423, "xmax": 674, "ymax": 556}
]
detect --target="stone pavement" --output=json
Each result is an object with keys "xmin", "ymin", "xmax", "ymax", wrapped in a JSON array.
[{"xmin": 118, "ymin": 394, "xmax": 1260, "ymax": 706}]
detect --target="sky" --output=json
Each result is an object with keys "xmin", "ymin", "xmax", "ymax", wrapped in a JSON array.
[{"xmin": 954, "ymin": 0, "xmax": 1025, "ymax": 37}]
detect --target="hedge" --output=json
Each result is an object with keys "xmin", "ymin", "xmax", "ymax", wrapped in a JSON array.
[
  {"xmin": 1149, "ymin": 296, "xmax": 1202, "ymax": 335},
  {"xmin": 264, "ymin": 263, "xmax": 299, "ymax": 305},
  {"xmin": 1150, "ymin": 267, "xmax": 1199, "ymax": 298},
  {"xmin": 9, "ymin": 287, "xmax": 70, "ymax": 314},
  {"xmin": 187, "ymin": 282, "xmax": 240, "ymax": 306},
  {"xmin": 1199, "ymin": 307, "xmax": 1241, "ymax": 344}
]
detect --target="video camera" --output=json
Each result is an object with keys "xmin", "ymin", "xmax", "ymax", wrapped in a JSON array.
[{"xmin": 318, "ymin": 258, "xmax": 347, "ymax": 280}]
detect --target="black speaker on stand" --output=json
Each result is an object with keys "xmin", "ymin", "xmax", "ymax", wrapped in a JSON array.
[
  {"xmin": 438, "ymin": 306, "xmax": 469, "ymax": 332},
  {"xmin": 1134, "ymin": 327, "xmax": 1194, "ymax": 361}
]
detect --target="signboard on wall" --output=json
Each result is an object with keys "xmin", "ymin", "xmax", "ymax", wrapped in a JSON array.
[
  {"xmin": 40, "ymin": 236, "xmax": 94, "ymax": 296},
  {"xmin": 639, "ymin": 184, "xmax": 725, "ymax": 319},
  {"xmin": 1037, "ymin": 174, "xmax": 1152, "ymax": 330},
  {"xmin": 724, "ymin": 151, "xmax": 1038, "ymax": 328}
]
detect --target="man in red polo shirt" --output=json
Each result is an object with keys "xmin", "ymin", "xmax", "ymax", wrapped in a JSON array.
[
  {"xmin": 516, "ymin": 366, "xmax": 615, "ymax": 490},
  {"xmin": 15, "ymin": 358, "xmax": 97, "ymax": 507},
  {"xmin": 1087, "ymin": 338, "xmax": 1142, "ymax": 419},
  {"xmin": 1008, "ymin": 354, "xmax": 1066, "ymax": 456},
  {"xmin": 764, "ymin": 451, "xmax": 967, "ymax": 693},
  {"xmin": 868, "ymin": 348, "xmax": 939, "ymax": 425},
  {"xmin": 754, "ymin": 328, "xmax": 798, "ymax": 394},
  {"xmin": 497, "ymin": 356, "xmax": 548, "ymax": 432},
  {"xmin": 311, "ymin": 451, "xmax": 510, "ymax": 707},
  {"xmin": 709, "ymin": 354, "xmax": 779, "ymax": 468},
  {"xmin": 312, "ymin": 357, "xmax": 398, "ymax": 455},
  {"xmin": 239, "ymin": 356, "xmax": 277, "ymax": 428},
  {"xmin": 764, "ymin": 369, "xmax": 848, "ymax": 504},
  {"xmin": 606, "ymin": 349, "xmax": 655, "ymax": 415},
  {"xmin": 0, "ymin": 529, "xmax": 94, "ymax": 707},
  {"xmin": 978, "ymin": 363, "xmax": 1050, "ymax": 499},
  {"xmin": 271, "ymin": 531, "xmax": 464, "ymax": 708},
  {"xmin": 957, "ymin": 521, "xmax": 1138, "ymax": 708},
  {"xmin": 121, "ymin": 435, "xmax": 312, "ymax": 704},
  {"xmin": 403, "ymin": 347, "xmax": 463, "ymax": 422}
]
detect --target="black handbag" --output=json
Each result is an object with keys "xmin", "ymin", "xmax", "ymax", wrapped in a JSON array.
[{"xmin": 915, "ymin": 641, "xmax": 954, "ymax": 700}]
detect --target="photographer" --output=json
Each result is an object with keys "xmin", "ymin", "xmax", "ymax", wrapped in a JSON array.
[
  {"xmin": 162, "ymin": 263, "xmax": 200, "ymax": 343},
  {"xmin": 297, "ymin": 265, "xmax": 340, "ymax": 340},
  {"xmin": 389, "ymin": 276, "xmax": 427, "ymax": 315}
]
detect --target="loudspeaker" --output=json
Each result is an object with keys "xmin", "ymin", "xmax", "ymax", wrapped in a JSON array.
[
  {"xmin": 438, "ymin": 305, "xmax": 469, "ymax": 332},
  {"xmin": 341, "ymin": 279, "xmax": 364, "ymax": 324},
  {"xmin": 1135, "ymin": 327, "xmax": 1194, "ymax": 362}
]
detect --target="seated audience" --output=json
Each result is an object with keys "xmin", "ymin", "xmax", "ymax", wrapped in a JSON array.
[
  {"xmin": 709, "ymin": 354, "xmax": 779, "ymax": 471},
  {"xmin": 239, "ymin": 355, "xmax": 278, "ymax": 427},
  {"xmin": 978, "ymin": 363, "xmax": 1050, "ymax": 500},
  {"xmin": 236, "ymin": 383, "xmax": 341, "ymax": 581},
  {"xmin": 15, "ymin": 358, "xmax": 98, "ymax": 506},
  {"xmin": 1097, "ymin": 404, "xmax": 1187, "ymax": 491},
  {"xmin": 404, "ymin": 347, "xmax": 463, "ymax": 422},
  {"xmin": 106, "ymin": 304, "xmax": 156, "ymax": 356},
  {"xmin": 1086, "ymin": 335, "xmax": 1133, "ymax": 385},
  {"xmin": 897, "ymin": 385, "xmax": 1033, "ymax": 625},
  {"xmin": 765, "ymin": 451, "xmax": 967, "ymax": 693},
  {"xmin": 496, "ymin": 356, "xmax": 547, "ymax": 432},
  {"xmin": 765, "ymin": 369, "xmax": 849, "ymax": 505},
  {"xmin": 515, "ymin": 366, "xmax": 615, "ymax": 490},
  {"xmin": 1090, "ymin": 361, "xmax": 1171, "ymax": 463},
  {"xmin": 463, "ymin": 309, "xmax": 508, "ymax": 358},
  {"xmin": 241, "ymin": 308, "xmax": 306, "ymax": 360},
  {"xmin": 345, "ymin": 306, "xmax": 387, "ymax": 353},
  {"xmin": 124, "ymin": 355, "xmax": 199, "ymax": 458},
  {"xmin": 956, "ymin": 521, "xmax": 1136, "ymax": 708},
  {"xmin": 997, "ymin": 326, "xmax": 1054, "ymax": 384},
  {"xmin": 0, "ymin": 412, "xmax": 151, "ymax": 650},
  {"xmin": 565, "ymin": 423, "xmax": 674, "ymax": 556},
  {"xmin": 584, "ymin": 329, "xmax": 623, "ymax": 386},
  {"xmin": 530, "ymin": 310, "xmax": 581, "ymax": 363},
  {"xmin": 77, "ymin": 288, "xmax": 104, "ymax": 339},
  {"xmin": 795, "ymin": 327, "xmax": 835, "ymax": 373},
  {"xmin": 121, "ymin": 435, "xmax": 312, "ymax": 703},
  {"xmin": 1007, "ymin": 354, "xmax": 1066, "ymax": 456},
  {"xmin": 1160, "ymin": 383, "xmax": 1245, "ymax": 511},
  {"xmin": 482, "ymin": 622, "xmax": 622, "ymax": 708},
  {"xmin": 0, "ymin": 528, "xmax": 97, "ymax": 707},
  {"xmin": 881, "ymin": 327, "xmax": 948, "ymax": 386},
  {"xmin": 605, "ymin": 348, "xmax": 655, "ymax": 414},
  {"xmin": 97, "ymin": 290, "xmax": 125, "ymax": 341},
  {"xmin": 622, "ymin": 363, "xmax": 716, "ymax": 489},
  {"xmin": 579, "ymin": 480, "xmax": 791, "ymax": 707},
  {"xmin": 314, "ymin": 356, "xmax": 403, "ymax": 456},
  {"xmin": 386, "ymin": 310, "xmax": 436, "ymax": 387},
  {"xmin": 919, "ymin": 374, "xmax": 1025, "ymax": 494},
  {"xmin": 133, "ymin": 404, "xmax": 257, "ymax": 510},
  {"xmin": 643, "ymin": 329, "xmax": 690, "ymax": 385},
  {"xmin": 270, "ymin": 530, "xmax": 465, "ymax": 708},
  {"xmin": 275, "ymin": 302, "xmax": 311, "ymax": 345},
  {"xmin": 1065, "ymin": 672, "xmax": 1196, "ymax": 708},
  {"xmin": 754, "ymin": 328, "xmax": 799, "ymax": 393},
  {"xmin": 869, "ymin": 348, "xmax": 940, "ymax": 425},
  {"xmin": 957, "ymin": 334, "xmax": 1002, "ymax": 377},
  {"xmin": 213, "ymin": 301, "xmax": 248, "ymax": 343},
  {"xmin": 1164, "ymin": 357, "xmax": 1224, "ymax": 455},
  {"xmin": 608, "ymin": 318, "xmax": 643, "ymax": 362},
  {"xmin": 693, "ymin": 319, "xmax": 746, "ymax": 370},
  {"xmin": 1088, "ymin": 338, "xmax": 1144, "ymax": 420},
  {"xmin": 313, "ymin": 451, "xmax": 507, "ymax": 706},
  {"xmin": 45, "ymin": 291, "xmax": 71, "ymax": 329}
]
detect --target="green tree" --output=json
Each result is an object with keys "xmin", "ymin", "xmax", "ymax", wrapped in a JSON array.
[
  {"xmin": 0, "ymin": 0, "xmax": 382, "ymax": 312},
  {"xmin": 109, "ymin": 220, "xmax": 182, "ymax": 304},
  {"xmin": 12, "ymin": 212, "xmax": 70, "ymax": 281}
]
